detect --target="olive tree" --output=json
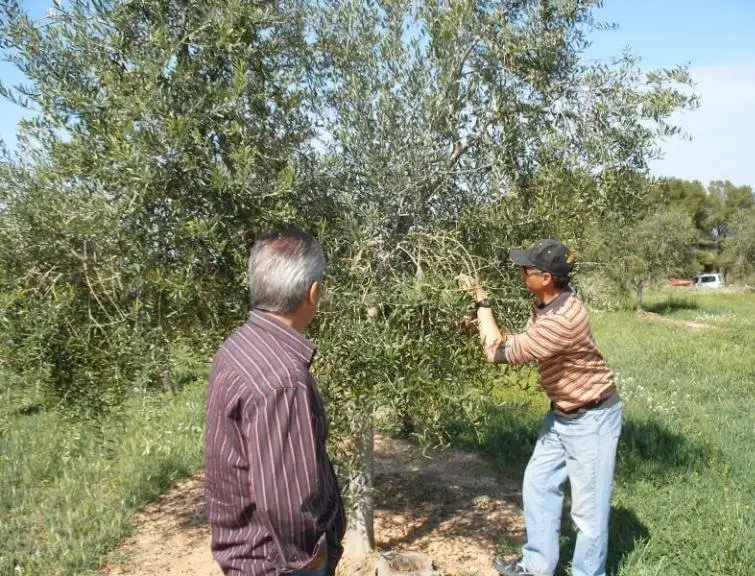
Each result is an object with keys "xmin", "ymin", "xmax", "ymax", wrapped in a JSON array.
[
  {"xmin": 721, "ymin": 208, "xmax": 755, "ymax": 283},
  {"xmin": 0, "ymin": 0, "xmax": 323, "ymax": 407},
  {"xmin": 1, "ymin": 0, "xmax": 698, "ymax": 557},
  {"xmin": 585, "ymin": 207, "xmax": 698, "ymax": 308},
  {"xmin": 309, "ymin": 0, "xmax": 697, "ymax": 552}
]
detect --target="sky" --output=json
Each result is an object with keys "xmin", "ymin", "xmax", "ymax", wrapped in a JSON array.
[
  {"xmin": 1, "ymin": 0, "xmax": 754, "ymax": 186},
  {"xmin": 587, "ymin": 0, "xmax": 755, "ymax": 187}
]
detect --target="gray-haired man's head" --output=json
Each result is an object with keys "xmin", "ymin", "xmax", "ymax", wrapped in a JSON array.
[{"xmin": 248, "ymin": 226, "xmax": 325, "ymax": 315}]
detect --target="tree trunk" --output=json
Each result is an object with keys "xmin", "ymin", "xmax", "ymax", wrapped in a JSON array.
[
  {"xmin": 342, "ymin": 418, "xmax": 375, "ymax": 557},
  {"xmin": 636, "ymin": 282, "xmax": 645, "ymax": 310}
]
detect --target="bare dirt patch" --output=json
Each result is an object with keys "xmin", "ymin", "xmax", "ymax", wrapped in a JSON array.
[
  {"xmin": 101, "ymin": 475, "xmax": 220, "ymax": 576},
  {"xmin": 101, "ymin": 435, "xmax": 524, "ymax": 576}
]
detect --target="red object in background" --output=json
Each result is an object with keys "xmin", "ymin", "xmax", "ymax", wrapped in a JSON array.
[{"xmin": 670, "ymin": 278, "xmax": 694, "ymax": 287}]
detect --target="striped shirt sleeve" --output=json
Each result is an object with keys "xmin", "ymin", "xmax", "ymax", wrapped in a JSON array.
[
  {"xmin": 246, "ymin": 386, "xmax": 327, "ymax": 570},
  {"xmin": 494, "ymin": 315, "xmax": 572, "ymax": 365}
]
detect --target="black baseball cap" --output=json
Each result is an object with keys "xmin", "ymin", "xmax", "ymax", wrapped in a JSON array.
[{"xmin": 509, "ymin": 239, "xmax": 575, "ymax": 277}]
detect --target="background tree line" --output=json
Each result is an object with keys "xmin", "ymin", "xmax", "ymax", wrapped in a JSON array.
[
  {"xmin": 646, "ymin": 177, "xmax": 753, "ymax": 280},
  {"xmin": 1, "ymin": 0, "xmax": 748, "ymax": 551},
  {"xmin": 581, "ymin": 176, "xmax": 753, "ymax": 307}
]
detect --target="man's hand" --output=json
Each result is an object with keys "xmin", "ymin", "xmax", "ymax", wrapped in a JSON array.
[
  {"xmin": 456, "ymin": 273, "xmax": 487, "ymax": 302},
  {"xmin": 456, "ymin": 273, "xmax": 506, "ymax": 361},
  {"xmin": 456, "ymin": 273, "xmax": 478, "ymax": 294}
]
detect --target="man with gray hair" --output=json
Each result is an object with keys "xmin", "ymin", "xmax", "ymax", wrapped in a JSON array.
[{"xmin": 205, "ymin": 226, "xmax": 346, "ymax": 576}]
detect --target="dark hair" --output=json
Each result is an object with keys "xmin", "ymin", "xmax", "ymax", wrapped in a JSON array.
[
  {"xmin": 248, "ymin": 226, "xmax": 324, "ymax": 314},
  {"xmin": 552, "ymin": 275, "xmax": 571, "ymax": 290}
]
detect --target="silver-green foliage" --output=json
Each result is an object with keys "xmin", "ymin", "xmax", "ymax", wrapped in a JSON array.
[
  {"xmin": 0, "ymin": 0, "xmax": 698, "ymax": 549},
  {"xmin": 0, "ymin": 0, "xmax": 321, "ymax": 409},
  {"xmin": 307, "ymin": 0, "xmax": 696, "ymax": 537}
]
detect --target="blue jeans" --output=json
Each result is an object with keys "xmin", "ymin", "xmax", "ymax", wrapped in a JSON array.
[{"xmin": 521, "ymin": 401, "xmax": 622, "ymax": 576}]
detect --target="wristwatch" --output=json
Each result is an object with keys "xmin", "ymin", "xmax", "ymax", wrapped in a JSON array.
[{"xmin": 474, "ymin": 298, "xmax": 492, "ymax": 309}]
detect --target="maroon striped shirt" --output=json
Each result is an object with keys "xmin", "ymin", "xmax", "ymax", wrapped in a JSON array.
[{"xmin": 205, "ymin": 310, "xmax": 346, "ymax": 575}]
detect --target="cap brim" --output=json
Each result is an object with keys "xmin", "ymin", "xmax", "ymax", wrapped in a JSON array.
[{"xmin": 509, "ymin": 248, "xmax": 534, "ymax": 267}]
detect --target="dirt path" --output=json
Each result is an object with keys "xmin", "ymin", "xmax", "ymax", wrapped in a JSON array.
[{"xmin": 101, "ymin": 435, "xmax": 524, "ymax": 576}]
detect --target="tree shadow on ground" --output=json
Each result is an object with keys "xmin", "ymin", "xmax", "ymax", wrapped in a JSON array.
[
  {"xmin": 171, "ymin": 475, "xmax": 208, "ymax": 530},
  {"xmin": 448, "ymin": 404, "xmax": 541, "ymax": 479},
  {"xmin": 444, "ymin": 406, "xmax": 713, "ymax": 573},
  {"xmin": 132, "ymin": 470, "xmax": 207, "ymax": 531},
  {"xmin": 372, "ymin": 435, "xmax": 526, "ymax": 574},
  {"xmin": 617, "ymin": 418, "xmax": 713, "ymax": 483},
  {"xmin": 642, "ymin": 297, "xmax": 699, "ymax": 315},
  {"xmin": 452, "ymin": 406, "xmax": 713, "ymax": 485},
  {"xmin": 374, "ymin": 470, "xmax": 523, "ymax": 550}
]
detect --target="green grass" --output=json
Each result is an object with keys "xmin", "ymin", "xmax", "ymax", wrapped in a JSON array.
[
  {"xmin": 1, "ymin": 289, "xmax": 753, "ymax": 575},
  {"xmin": 454, "ymin": 289, "xmax": 755, "ymax": 575},
  {"xmin": 0, "ymin": 378, "xmax": 206, "ymax": 576}
]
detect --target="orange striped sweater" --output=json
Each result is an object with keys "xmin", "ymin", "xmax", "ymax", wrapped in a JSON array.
[{"xmin": 494, "ymin": 290, "xmax": 615, "ymax": 411}]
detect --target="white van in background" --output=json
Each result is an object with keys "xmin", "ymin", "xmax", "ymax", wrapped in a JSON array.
[{"xmin": 694, "ymin": 273, "xmax": 725, "ymax": 289}]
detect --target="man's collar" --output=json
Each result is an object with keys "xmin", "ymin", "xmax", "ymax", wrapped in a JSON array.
[
  {"xmin": 247, "ymin": 309, "xmax": 316, "ymax": 365},
  {"xmin": 534, "ymin": 288, "xmax": 572, "ymax": 315}
]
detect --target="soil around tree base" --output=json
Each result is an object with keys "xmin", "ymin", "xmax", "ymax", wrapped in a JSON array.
[{"xmin": 101, "ymin": 435, "xmax": 525, "ymax": 576}]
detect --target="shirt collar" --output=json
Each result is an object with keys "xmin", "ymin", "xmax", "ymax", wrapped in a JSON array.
[
  {"xmin": 247, "ymin": 309, "xmax": 316, "ymax": 366},
  {"xmin": 534, "ymin": 288, "xmax": 572, "ymax": 316}
]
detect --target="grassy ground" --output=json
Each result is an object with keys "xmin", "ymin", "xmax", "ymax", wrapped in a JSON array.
[
  {"xmin": 457, "ymin": 288, "xmax": 754, "ymax": 575},
  {"xmin": 0, "ymin": 378, "xmax": 206, "ymax": 576},
  {"xmin": 1, "ymin": 289, "xmax": 752, "ymax": 575}
]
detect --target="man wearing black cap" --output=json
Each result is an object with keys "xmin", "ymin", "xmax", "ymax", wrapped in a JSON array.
[{"xmin": 459, "ymin": 239, "xmax": 622, "ymax": 576}]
